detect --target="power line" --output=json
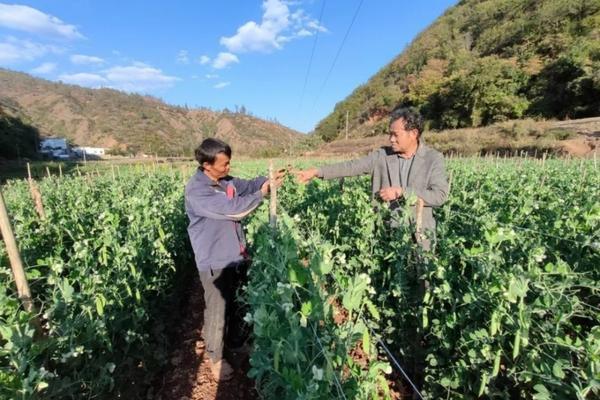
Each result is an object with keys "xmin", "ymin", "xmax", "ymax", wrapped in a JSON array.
[
  {"xmin": 299, "ymin": 0, "xmax": 327, "ymax": 109},
  {"xmin": 313, "ymin": 0, "xmax": 364, "ymax": 108}
]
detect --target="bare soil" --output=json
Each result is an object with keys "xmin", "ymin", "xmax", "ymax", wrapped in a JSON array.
[{"xmin": 153, "ymin": 273, "xmax": 257, "ymax": 400}]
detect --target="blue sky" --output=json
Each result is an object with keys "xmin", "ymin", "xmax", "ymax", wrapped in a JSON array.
[{"xmin": 0, "ymin": 0, "xmax": 457, "ymax": 133}]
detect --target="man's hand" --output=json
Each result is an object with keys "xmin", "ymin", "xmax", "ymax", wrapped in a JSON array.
[
  {"xmin": 379, "ymin": 186, "xmax": 403, "ymax": 202},
  {"xmin": 295, "ymin": 168, "xmax": 319, "ymax": 184},
  {"xmin": 260, "ymin": 169, "xmax": 287, "ymax": 196}
]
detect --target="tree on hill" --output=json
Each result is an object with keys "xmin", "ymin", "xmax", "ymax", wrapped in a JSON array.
[
  {"xmin": 0, "ymin": 107, "xmax": 40, "ymax": 159},
  {"xmin": 315, "ymin": 0, "xmax": 600, "ymax": 141}
]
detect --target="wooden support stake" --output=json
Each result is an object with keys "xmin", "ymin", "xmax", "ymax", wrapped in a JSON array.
[
  {"xmin": 0, "ymin": 190, "xmax": 35, "ymax": 313},
  {"xmin": 542, "ymin": 152, "xmax": 547, "ymax": 167},
  {"xmin": 58, "ymin": 163, "xmax": 63, "ymax": 178},
  {"xmin": 111, "ymin": 164, "xmax": 116, "ymax": 181},
  {"xmin": 415, "ymin": 198, "xmax": 425, "ymax": 243},
  {"xmin": 181, "ymin": 165, "xmax": 187, "ymax": 185},
  {"xmin": 26, "ymin": 164, "xmax": 45, "ymax": 220},
  {"xmin": 45, "ymin": 166, "xmax": 51, "ymax": 178},
  {"xmin": 269, "ymin": 161, "xmax": 277, "ymax": 228}
]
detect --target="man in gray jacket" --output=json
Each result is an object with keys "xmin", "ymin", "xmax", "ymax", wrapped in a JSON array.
[
  {"xmin": 297, "ymin": 107, "xmax": 448, "ymax": 249},
  {"xmin": 297, "ymin": 108, "xmax": 448, "ymax": 395}
]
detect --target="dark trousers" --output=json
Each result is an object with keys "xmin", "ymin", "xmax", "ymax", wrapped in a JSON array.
[{"xmin": 198, "ymin": 262, "xmax": 249, "ymax": 362}]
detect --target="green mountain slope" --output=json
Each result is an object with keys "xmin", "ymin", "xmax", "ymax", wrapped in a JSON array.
[
  {"xmin": 0, "ymin": 69, "xmax": 302, "ymax": 157},
  {"xmin": 316, "ymin": 0, "xmax": 600, "ymax": 141}
]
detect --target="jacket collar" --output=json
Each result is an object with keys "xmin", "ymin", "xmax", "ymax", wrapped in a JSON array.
[{"xmin": 195, "ymin": 170, "xmax": 221, "ymax": 187}]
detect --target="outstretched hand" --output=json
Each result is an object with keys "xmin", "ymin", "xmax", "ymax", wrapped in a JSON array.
[{"xmin": 294, "ymin": 168, "xmax": 319, "ymax": 184}]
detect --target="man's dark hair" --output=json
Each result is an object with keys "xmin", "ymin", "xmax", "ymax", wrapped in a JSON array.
[
  {"xmin": 389, "ymin": 107, "xmax": 424, "ymax": 137},
  {"xmin": 195, "ymin": 138, "xmax": 232, "ymax": 170}
]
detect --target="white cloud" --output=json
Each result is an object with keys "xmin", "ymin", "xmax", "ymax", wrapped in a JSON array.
[
  {"xmin": 103, "ymin": 63, "xmax": 180, "ymax": 91},
  {"xmin": 296, "ymin": 28, "xmax": 312, "ymax": 37},
  {"xmin": 30, "ymin": 62, "xmax": 56, "ymax": 74},
  {"xmin": 212, "ymin": 52, "xmax": 238, "ymax": 69},
  {"xmin": 213, "ymin": 82, "xmax": 230, "ymax": 89},
  {"xmin": 306, "ymin": 20, "xmax": 327, "ymax": 33},
  {"xmin": 199, "ymin": 55, "xmax": 210, "ymax": 65},
  {"xmin": 219, "ymin": 0, "xmax": 326, "ymax": 54},
  {"xmin": 70, "ymin": 54, "xmax": 105, "ymax": 65},
  {"xmin": 0, "ymin": 4, "xmax": 84, "ymax": 40},
  {"xmin": 0, "ymin": 37, "xmax": 62, "ymax": 64},
  {"xmin": 205, "ymin": 73, "xmax": 219, "ymax": 79},
  {"xmin": 59, "ymin": 72, "xmax": 107, "ymax": 87},
  {"xmin": 56, "ymin": 62, "xmax": 180, "ymax": 92},
  {"xmin": 176, "ymin": 50, "xmax": 190, "ymax": 64}
]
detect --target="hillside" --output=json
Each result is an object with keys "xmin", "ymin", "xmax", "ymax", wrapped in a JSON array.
[
  {"xmin": 311, "ymin": 117, "xmax": 599, "ymax": 158},
  {"xmin": 0, "ymin": 69, "xmax": 302, "ymax": 158},
  {"xmin": 316, "ymin": 0, "xmax": 600, "ymax": 141}
]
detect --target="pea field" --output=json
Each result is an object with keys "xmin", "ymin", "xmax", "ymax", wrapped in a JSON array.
[{"xmin": 0, "ymin": 157, "xmax": 598, "ymax": 399}]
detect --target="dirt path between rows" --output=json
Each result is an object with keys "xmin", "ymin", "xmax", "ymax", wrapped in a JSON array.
[{"xmin": 154, "ymin": 274, "xmax": 258, "ymax": 400}]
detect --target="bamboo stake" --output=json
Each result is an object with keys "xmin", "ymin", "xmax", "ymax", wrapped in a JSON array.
[
  {"xmin": 45, "ymin": 166, "xmax": 51, "ymax": 178},
  {"xmin": 415, "ymin": 198, "xmax": 425, "ymax": 243},
  {"xmin": 111, "ymin": 164, "xmax": 116, "ymax": 181},
  {"xmin": 26, "ymin": 163, "xmax": 45, "ymax": 220},
  {"xmin": 0, "ymin": 190, "xmax": 34, "ymax": 313},
  {"xmin": 58, "ymin": 163, "xmax": 63, "ymax": 178},
  {"xmin": 542, "ymin": 152, "xmax": 547, "ymax": 168},
  {"xmin": 181, "ymin": 165, "xmax": 187, "ymax": 185},
  {"xmin": 269, "ymin": 161, "xmax": 277, "ymax": 228}
]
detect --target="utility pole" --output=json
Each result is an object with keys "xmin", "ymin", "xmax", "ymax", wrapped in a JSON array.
[{"xmin": 345, "ymin": 110, "xmax": 349, "ymax": 140}]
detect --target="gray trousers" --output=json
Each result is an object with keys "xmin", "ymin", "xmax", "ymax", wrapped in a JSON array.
[{"xmin": 198, "ymin": 262, "xmax": 248, "ymax": 362}]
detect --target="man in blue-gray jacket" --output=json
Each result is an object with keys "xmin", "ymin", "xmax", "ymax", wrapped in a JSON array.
[{"xmin": 185, "ymin": 138, "xmax": 277, "ymax": 381}]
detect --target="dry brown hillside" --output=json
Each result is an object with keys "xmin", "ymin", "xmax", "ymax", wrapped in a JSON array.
[{"xmin": 0, "ymin": 69, "xmax": 302, "ymax": 156}]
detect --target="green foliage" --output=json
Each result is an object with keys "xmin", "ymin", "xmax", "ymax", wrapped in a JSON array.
[
  {"xmin": 1, "ymin": 158, "xmax": 598, "ymax": 399},
  {"xmin": 244, "ymin": 158, "xmax": 599, "ymax": 399},
  {"xmin": 0, "ymin": 107, "xmax": 40, "ymax": 159},
  {"xmin": 315, "ymin": 0, "xmax": 600, "ymax": 140},
  {"xmin": 527, "ymin": 56, "xmax": 600, "ymax": 119},
  {"xmin": 0, "ymin": 170, "xmax": 193, "ymax": 399},
  {"xmin": 426, "ymin": 57, "xmax": 530, "ymax": 129}
]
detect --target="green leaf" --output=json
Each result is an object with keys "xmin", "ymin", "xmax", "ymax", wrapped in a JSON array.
[
  {"xmin": 60, "ymin": 279, "xmax": 74, "ymax": 302},
  {"xmin": 552, "ymin": 361, "xmax": 565, "ymax": 379},
  {"xmin": 95, "ymin": 294, "xmax": 105, "ymax": 316},
  {"xmin": 533, "ymin": 384, "xmax": 550, "ymax": 400},
  {"xmin": 301, "ymin": 301, "xmax": 312, "ymax": 317},
  {"xmin": 362, "ymin": 327, "xmax": 370, "ymax": 356},
  {"xmin": 365, "ymin": 300, "xmax": 380, "ymax": 320}
]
